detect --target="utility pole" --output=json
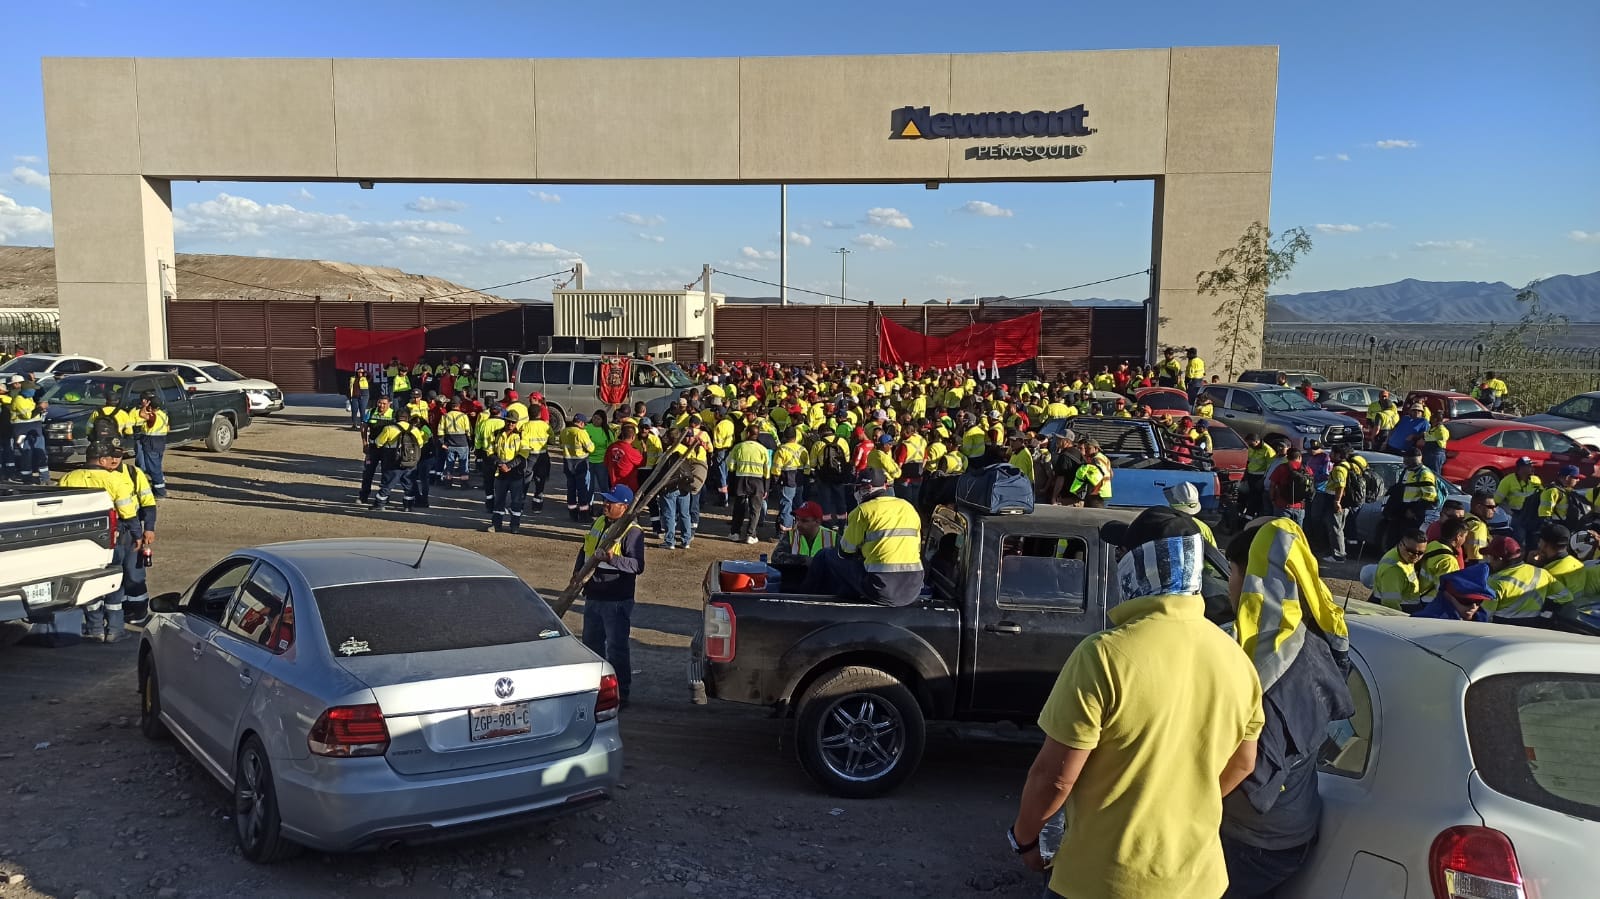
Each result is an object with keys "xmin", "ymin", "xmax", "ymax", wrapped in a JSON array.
[
  {"xmin": 832, "ymin": 247, "xmax": 851, "ymax": 305},
  {"xmin": 779, "ymin": 185, "xmax": 788, "ymax": 306},
  {"xmin": 573, "ymin": 261, "xmax": 585, "ymax": 291},
  {"xmin": 702, "ymin": 263, "xmax": 715, "ymax": 362}
]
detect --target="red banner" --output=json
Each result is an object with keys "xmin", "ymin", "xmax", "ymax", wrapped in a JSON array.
[
  {"xmin": 599, "ymin": 356, "xmax": 631, "ymax": 406},
  {"xmin": 334, "ymin": 327, "xmax": 427, "ymax": 370},
  {"xmin": 877, "ymin": 311, "xmax": 1041, "ymax": 369}
]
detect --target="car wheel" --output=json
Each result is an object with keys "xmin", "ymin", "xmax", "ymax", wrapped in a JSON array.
[
  {"xmin": 205, "ymin": 416, "xmax": 236, "ymax": 453},
  {"xmin": 1470, "ymin": 468, "xmax": 1500, "ymax": 496},
  {"xmin": 138, "ymin": 657, "xmax": 168, "ymax": 740},
  {"xmin": 547, "ymin": 404, "xmax": 567, "ymax": 434},
  {"xmin": 234, "ymin": 735, "xmax": 301, "ymax": 863},
  {"xmin": 795, "ymin": 665, "xmax": 925, "ymax": 799}
]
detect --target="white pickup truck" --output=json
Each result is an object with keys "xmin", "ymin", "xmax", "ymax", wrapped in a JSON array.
[{"xmin": 0, "ymin": 484, "xmax": 123, "ymax": 627}]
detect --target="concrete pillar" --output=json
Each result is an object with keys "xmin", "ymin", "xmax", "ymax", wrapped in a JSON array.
[
  {"xmin": 50, "ymin": 174, "xmax": 174, "ymax": 367},
  {"xmin": 1150, "ymin": 172, "xmax": 1273, "ymax": 375}
]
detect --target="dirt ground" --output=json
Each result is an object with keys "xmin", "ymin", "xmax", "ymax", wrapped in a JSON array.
[{"xmin": 0, "ymin": 405, "xmax": 1053, "ymax": 899}]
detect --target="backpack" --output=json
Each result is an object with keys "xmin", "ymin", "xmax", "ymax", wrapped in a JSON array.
[
  {"xmin": 818, "ymin": 439, "xmax": 852, "ymax": 482},
  {"xmin": 956, "ymin": 463, "xmax": 1036, "ymax": 515},
  {"xmin": 394, "ymin": 424, "xmax": 423, "ymax": 469},
  {"xmin": 89, "ymin": 411, "xmax": 122, "ymax": 446},
  {"xmin": 1340, "ymin": 464, "xmax": 1376, "ymax": 509},
  {"xmin": 1286, "ymin": 465, "xmax": 1315, "ymax": 505},
  {"xmin": 1561, "ymin": 489, "xmax": 1592, "ymax": 528}
]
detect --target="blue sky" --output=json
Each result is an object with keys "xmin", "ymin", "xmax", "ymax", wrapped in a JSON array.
[{"xmin": 3, "ymin": 0, "xmax": 1597, "ymax": 302}]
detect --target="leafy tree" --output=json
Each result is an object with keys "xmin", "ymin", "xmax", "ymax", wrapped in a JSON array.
[
  {"xmin": 1195, "ymin": 222, "xmax": 1313, "ymax": 379},
  {"xmin": 1477, "ymin": 279, "xmax": 1574, "ymax": 412}
]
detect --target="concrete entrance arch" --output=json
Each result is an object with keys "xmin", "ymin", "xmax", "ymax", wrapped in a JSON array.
[{"xmin": 42, "ymin": 48, "xmax": 1276, "ymax": 367}]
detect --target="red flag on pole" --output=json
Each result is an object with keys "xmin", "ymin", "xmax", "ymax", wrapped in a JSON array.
[{"xmin": 877, "ymin": 312, "xmax": 1040, "ymax": 369}]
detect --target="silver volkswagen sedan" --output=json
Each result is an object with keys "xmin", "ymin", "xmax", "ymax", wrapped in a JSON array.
[{"xmin": 137, "ymin": 538, "xmax": 622, "ymax": 862}]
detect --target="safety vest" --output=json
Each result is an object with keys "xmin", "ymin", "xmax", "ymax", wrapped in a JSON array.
[
  {"xmin": 392, "ymin": 372, "xmax": 411, "ymax": 392},
  {"xmin": 640, "ymin": 432, "xmax": 664, "ymax": 468},
  {"xmin": 518, "ymin": 418, "xmax": 551, "ymax": 454},
  {"xmin": 1246, "ymin": 444, "xmax": 1277, "ymax": 474},
  {"xmin": 1401, "ymin": 467, "xmax": 1438, "ymax": 504},
  {"xmin": 364, "ymin": 406, "xmax": 396, "ymax": 440},
  {"xmin": 139, "ymin": 409, "xmax": 171, "ymax": 437},
  {"xmin": 504, "ymin": 401, "xmax": 529, "ymax": 423},
  {"xmin": 349, "ymin": 374, "xmax": 369, "ymax": 396},
  {"xmin": 1185, "ymin": 356, "xmax": 1205, "ymax": 380},
  {"xmin": 1538, "ymin": 486, "xmax": 1571, "ymax": 521},
  {"xmin": 1372, "ymin": 548, "xmax": 1422, "ymax": 610},
  {"xmin": 441, "ymin": 410, "xmax": 472, "ymax": 436},
  {"xmin": 474, "ymin": 415, "xmax": 505, "ymax": 452},
  {"xmin": 1488, "ymin": 563, "xmax": 1567, "ymax": 619},
  {"xmin": 713, "ymin": 419, "xmax": 736, "ymax": 451},
  {"xmin": 583, "ymin": 517, "xmax": 642, "ymax": 561},
  {"xmin": 559, "ymin": 425, "xmax": 595, "ymax": 458},
  {"xmin": 961, "ymin": 426, "xmax": 987, "ymax": 458},
  {"xmin": 787, "ymin": 527, "xmax": 837, "ymax": 558},
  {"xmin": 1543, "ymin": 554, "xmax": 1585, "ymax": 603},
  {"xmin": 91, "ymin": 406, "xmax": 135, "ymax": 436},
  {"xmin": 491, "ymin": 429, "xmax": 524, "ymax": 464},
  {"xmin": 774, "ymin": 441, "xmax": 807, "ymax": 474},
  {"xmin": 60, "ymin": 466, "xmax": 139, "ymax": 521},
  {"xmin": 1417, "ymin": 541, "xmax": 1461, "ymax": 597},
  {"xmin": 840, "ymin": 495, "xmax": 923, "ymax": 574},
  {"xmin": 1495, "ymin": 473, "xmax": 1542, "ymax": 511},
  {"xmin": 729, "ymin": 440, "xmax": 771, "ymax": 479},
  {"xmin": 867, "ymin": 448, "xmax": 902, "ymax": 479},
  {"xmin": 1424, "ymin": 423, "xmax": 1449, "ymax": 450}
]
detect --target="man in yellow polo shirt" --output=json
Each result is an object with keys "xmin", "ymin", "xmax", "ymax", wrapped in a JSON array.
[{"xmin": 1010, "ymin": 508, "xmax": 1263, "ymax": 899}]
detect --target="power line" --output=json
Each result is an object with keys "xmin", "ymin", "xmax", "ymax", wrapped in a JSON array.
[
  {"xmin": 171, "ymin": 267, "xmax": 321, "ymax": 299},
  {"xmin": 710, "ymin": 268, "xmax": 874, "ymax": 305},
  {"xmin": 419, "ymin": 267, "xmax": 574, "ymax": 301},
  {"xmin": 998, "ymin": 267, "xmax": 1152, "ymax": 302}
]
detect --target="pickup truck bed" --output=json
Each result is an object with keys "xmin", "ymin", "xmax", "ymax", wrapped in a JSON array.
[{"xmin": 0, "ymin": 484, "xmax": 122, "ymax": 624}]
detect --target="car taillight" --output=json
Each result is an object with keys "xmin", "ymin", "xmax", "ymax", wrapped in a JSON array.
[
  {"xmin": 595, "ymin": 674, "xmax": 620, "ymax": 721},
  {"xmin": 705, "ymin": 601, "xmax": 736, "ymax": 663},
  {"xmin": 107, "ymin": 509, "xmax": 118, "ymax": 549},
  {"xmin": 1429, "ymin": 826, "xmax": 1523, "ymax": 899},
  {"xmin": 307, "ymin": 704, "xmax": 390, "ymax": 757}
]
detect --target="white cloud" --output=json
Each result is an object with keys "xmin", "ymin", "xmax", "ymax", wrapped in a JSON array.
[
  {"xmin": 1337, "ymin": 153, "xmax": 1351, "ymax": 162},
  {"xmin": 0, "ymin": 190, "xmax": 53, "ymax": 242},
  {"xmin": 492, "ymin": 215, "xmax": 504, "ymax": 224},
  {"xmin": 727, "ymin": 259, "xmax": 766, "ymax": 271},
  {"xmin": 293, "ymin": 187, "xmax": 315, "ymax": 202},
  {"xmin": 1375, "ymin": 139, "xmax": 1418, "ymax": 149},
  {"xmin": 488, "ymin": 239, "xmax": 582, "ymax": 261},
  {"xmin": 253, "ymin": 248, "xmax": 278, "ymax": 257},
  {"xmin": 852, "ymin": 233, "xmax": 894, "ymax": 251},
  {"xmin": 1413, "ymin": 239, "xmax": 1479, "ymax": 252},
  {"xmin": 406, "ymin": 196, "xmax": 468, "ymax": 213},
  {"xmin": 10, "ymin": 166, "xmax": 49, "ymax": 190},
  {"xmin": 789, "ymin": 231, "xmax": 811, "ymax": 247},
  {"xmin": 1365, "ymin": 221, "xmax": 1394, "ymax": 230},
  {"xmin": 1568, "ymin": 230, "xmax": 1600, "ymax": 244},
  {"xmin": 864, "ymin": 207, "xmax": 914, "ymax": 230},
  {"xmin": 13, "ymin": 155, "xmax": 41, "ymax": 165},
  {"xmin": 932, "ymin": 274, "xmax": 970, "ymax": 289},
  {"xmin": 1313, "ymin": 223, "xmax": 1363, "ymax": 234},
  {"xmin": 927, "ymin": 240, "xmax": 948, "ymax": 249},
  {"xmin": 1313, "ymin": 153, "xmax": 1351, "ymax": 162},
  {"xmin": 740, "ymin": 246, "xmax": 778, "ymax": 261},
  {"xmin": 820, "ymin": 219, "xmax": 853, "ymax": 230},
  {"xmin": 636, "ymin": 232, "xmax": 666, "ymax": 244},
  {"xmin": 957, "ymin": 200, "xmax": 1013, "ymax": 218},
  {"xmin": 616, "ymin": 212, "xmax": 664, "ymax": 227},
  {"xmin": 530, "ymin": 191, "xmax": 562, "ymax": 204},
  {"xmin": 1022, "ymin": 242, "xmax": 1038, "ymax": 251},
  {"xmin": 175, "ymin": 193, "xmax": 467, "ymax": 242}
]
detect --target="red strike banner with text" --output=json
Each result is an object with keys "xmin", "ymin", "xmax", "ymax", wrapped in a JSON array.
[
  {"xmin": 334, "ymin": 327, "xmax": 427, "ymax": 370},
  {"xmin": 877, "ymin": 311, "xmax": 1041, "ymax": 369}
]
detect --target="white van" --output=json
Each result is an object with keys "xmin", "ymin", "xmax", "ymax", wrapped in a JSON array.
[{"xmin": 474, "ymin": 353, "xmax": 695, "ymax": 430}]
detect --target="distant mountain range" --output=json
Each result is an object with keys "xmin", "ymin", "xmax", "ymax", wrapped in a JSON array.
[
  {"xmin": 732, "ymin": 270, "xmax": 1600, "ymax": 324},
  {"xmin": 1266, "ymin": 271, "xmax": 1600, "ymax": 323}
]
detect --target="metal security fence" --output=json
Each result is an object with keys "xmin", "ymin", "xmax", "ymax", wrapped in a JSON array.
[
  {"xmin": 0, "ymin": 310, "xmax": 62, "ymax": 353},
  {"xmin": 1264, "ymin": 330, "xmax": 1600, "ymax": 411}
]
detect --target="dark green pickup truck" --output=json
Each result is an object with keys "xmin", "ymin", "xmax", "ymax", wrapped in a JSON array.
[{"xmin": 41, "ymin": 371, "xmax": 252, "ymax": 468}]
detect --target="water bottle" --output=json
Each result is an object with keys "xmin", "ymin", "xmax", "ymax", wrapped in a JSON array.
[
  {"xmin": 1038, "ymin": 809, "xmax": 1066, "ymax": 865},
  {"xmin": 139, "ymin": 547, "xmax": 154, "ymax": 569}
]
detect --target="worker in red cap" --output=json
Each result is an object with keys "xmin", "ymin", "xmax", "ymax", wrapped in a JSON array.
[{"xmin": 771, "ymin": 501, "xmax": 837, "ymax": 569}]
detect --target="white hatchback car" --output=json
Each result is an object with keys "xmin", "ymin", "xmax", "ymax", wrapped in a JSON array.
[
  {"xmin": 124, "ymin": 359, "xmax": 283, "ymax": 414},
  {"xmin": 1282, "ymin": 617, "xmax": 1599, "ymax": 898}
]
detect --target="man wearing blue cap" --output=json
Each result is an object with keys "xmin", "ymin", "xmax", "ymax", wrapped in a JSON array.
[
  {"xmin": 576, "ymin": 483, "xmax": 645, "ymax": 705},
  {"xmin": 800, "ymin": 469, "xmax": 923, "ymax": 606},
  {"xmin": 1537, "ymin": 465, "xmax": 1584, "ymax": 530},
  {"xmin": 1412, "ymin": 563, "xmax": 1493, "ymax": 622}
]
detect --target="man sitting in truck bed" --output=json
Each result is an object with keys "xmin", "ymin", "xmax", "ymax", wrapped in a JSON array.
[{"xmin": 801, "ymin": 469, "xmax": 924, "ymax": 606}]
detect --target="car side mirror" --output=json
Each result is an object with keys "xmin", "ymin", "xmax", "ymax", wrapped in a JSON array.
[
  {"xmin": 149, "ymin": 592, "xmax": 183, "ymax": 614},
  {"xmin": 191, "ymin": 376, "xmax": 209, "ymax": 384}
]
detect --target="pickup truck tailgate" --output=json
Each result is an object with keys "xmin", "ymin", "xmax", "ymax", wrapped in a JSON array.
[{"xmin": 0, "ymin": 486, "xmax": 119, "ymax": 621}]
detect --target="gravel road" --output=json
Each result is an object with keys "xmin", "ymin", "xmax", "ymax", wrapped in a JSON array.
[{"xmin": 0, "ymin": 406, "xmax": 1050, "ymax": 899}]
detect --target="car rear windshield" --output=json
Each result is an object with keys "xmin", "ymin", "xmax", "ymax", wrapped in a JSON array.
[
  {"xmin": 1206, "ymin": 425, "xmax": 1247, "ymax": 450},
  {"xmin": 313, "ymin": 576, "xmax": 567, "ymax": 658},
  {"xmin": 1141, "ymin": 392, "xmax": 1190, "ymax": 411},
  {"xmin": 0, "ymin": 356, "xmax": 50, "ymax": 374},
  {"xmin": 1465, "ymin": 673, "xmax": 1600, "ymax": 822},
  {"xmin": 39, "ymin": 376, "xmax": 133, "ymax": 407},
  {"xmin": 1444, "ymin": 420, "xmax": 1489, "ymax": 439}
]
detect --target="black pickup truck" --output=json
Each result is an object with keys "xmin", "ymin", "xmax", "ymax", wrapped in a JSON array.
[
  {"xmin": 692, "ymin": 503, "xmax": 1232, "ymax": 797},
  {"xmin": 40, "ymin": 372, "xmax": 252, "ymax": 468}
]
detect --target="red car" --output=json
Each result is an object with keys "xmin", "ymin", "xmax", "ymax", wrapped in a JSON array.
[
  {"xmin": 1204, "ymin": 420, "xmax": 1248, "ymax": 484},
  {"xmin": 1441, "ymin": 420, "xmax": 1596, "ymax": 495},
  {"xmin": 1134, "ymin": 386, "xmax": 1192, "ymax": 419},
  {"xmin": 1405, "ymin": 390, "xmax": 1500, "ymax": 422}
]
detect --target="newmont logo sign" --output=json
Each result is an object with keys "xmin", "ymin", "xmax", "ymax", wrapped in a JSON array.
[{"xmin": 889, "ymin": 104, "xmax": 1094, "ymax": 140}]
